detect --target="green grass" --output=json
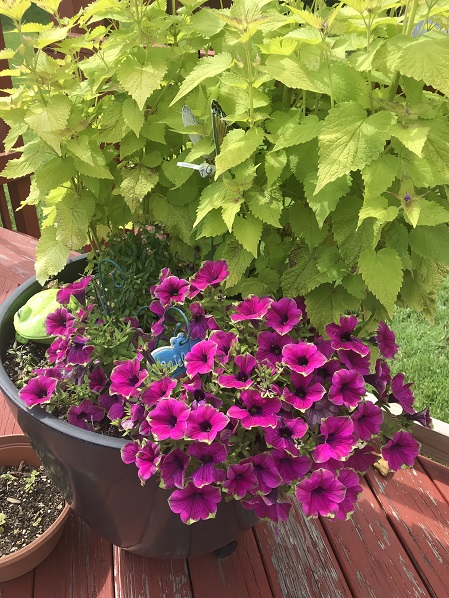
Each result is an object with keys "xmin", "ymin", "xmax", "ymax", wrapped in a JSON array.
[{"xmin": 391, "ymin": 276, "xmax": 449, "ymax": 424}]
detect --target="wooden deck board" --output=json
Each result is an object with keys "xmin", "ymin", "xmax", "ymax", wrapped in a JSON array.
[{"xmin": 1, "ymin": 227, "xmax": 449, "ymax": 597}]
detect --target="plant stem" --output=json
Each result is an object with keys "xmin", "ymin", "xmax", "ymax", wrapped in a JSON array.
[
  {"xmin": 388, "ymin": 0, "xmax": 420, "ymax": 101},
  {"xmin": 245, "ymin": 44, "xmax": 255, "ymax": 123}
]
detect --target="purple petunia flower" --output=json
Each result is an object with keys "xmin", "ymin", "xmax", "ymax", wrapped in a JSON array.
[
  {"xmin": 227, "ymin": 389, "xmax": 281, "ymax": 430},
  {"xmin": 335, "ymin": 468, "xmax": 363, "ymax": 520},
  {"xmin": 148, "ymin": 398, "xmax": 190, "ymax": 441},
  {"xmin": 154, "ymin": 276, "xmax": 190, "ymax": 306},
  {"xmin": 404, "ymin": 406, "xmax": 432, "ymax": 428},
  {"xmin": 345, "ymin": 445, "xmax": 378, "ymax": 473},
  {"xmin": 337, "ymin": 350, "xmax": 371, "ymax": 376},
  {"xmin": 140, "ymin": 377, "xmax": 177, "ymax": 406},
  {"xmin": 47, "ymin": 337, "xmax": 70, "ymax": 364},
  {"xmin": 282, "ymin": 343, "xmax": 327, "ymax": 376},
  {"xmin": 20, "ymin": 375, "xmax": 58, "ymax": 407},
  {"xmin": 45, "ymin": 307, "xmax": 75, "ymax": 337},
  {"xmin": 208, "ymin": 330, "xmax": 238, "ymax": 364},
  {"xmin": 187, "ymin": 442, "xmax": 227, "ymax": 488},
  {"xmin": 312, "ymin": 416, "xmax": 355, "ymax": 463},
  {"xmin": 223, "ymin": 462, "xmax": 258, "ymax": 499},
  {"xmin": 189, "ymin": 302, "xmax": 211, "ymax": 340},
  {"xmin": 186, "ymin": 404, "xmax": 229, "ymax": 443},
  {"xmin": 57, "ymin": 276, "xmax": 93, "ymax": 306},
  {"xmin": 66, "ymin": 335, "xmax": 94, "ymax": 365},
  {"xmin": 271, "ymin": 450, "xmax": 311, "ymax": 484},
  {"xmin": 305, "ymin": 397, "xmax": 339, "ymax": 427},
  {"xmin": 325, "ymin": 316, "xmax": 369, "ymax": 357},
  {"xmin": 264, "ymin": 416, "xmax": 308, "ymax": 456},
  {"xmin": 265, "ymin": 298, "xmax": 303, "ymax": 335},
  {"xmin": 230, "ymin": 296, "xmax": 272, "ymax": 322},
  {"xmin": 242, "ymin": 494, "xmax": 292, "ymax": 523},
  {"xmin": 110, "ymin": 358, "xmax": 147, "ymax": 398},
  {"xmin": 159, "ymin": 448, "xmax": 190, "ymax": 489},
  {"xmin": 88, "ymin": 366, "xmax": 107, "ymax": 393},
  {"xmin": 329, "ymin": 369, "xmax": 366, "ymax": 408},
  {"xmin": 351, "ymin": 401, "xmax": 383, "ymax": 441},
  {"xmin": 390, "ymin": 373, "xmax": 415, "ymax": 414},
  {"xmin": 121, "ymin": 441, "xmax": 139, "ymax": 465},
  {"xmin": 67, "ymin": 399, "xmax": 105, "ymax": 430},
  {"xmin": 168, "ymin": 482, "xmax": 222, "ymax": 524},
  {"xmin": 181, "ymin": 376, "xmax": 221, "ymax": 409},
  {"xmin": 256, "ymin": 331, "xmax": 291, "ymax": 368},
  {"xmin": 185, "ymin": 340, "xmax": 217, "ymax": 377},
  {"xmin": 365, "ymin": 358, "xmax": 391, "ymax": 396},
  {"xmin": 381, "ymin": 431, "xmax": 420, "ymax": 471},
  {"xmin": 217, "ymin": 354, "xmax": 257, "ymax": 389},
  {"xmin": 296, "ymin": 469, "xmax": 346, "ymax": 518},
  {"xmin": 377, "ymin": 321, "xmax": 398, "ymax": 359},
  {"xmin": 241, "ymin": 453, "xmax": 282, "ymax": 495},
  {"xmin": 136, "ymin": 441, "xmax": 161, "ymax": 482},
  {"xmin": 284, "ymin": 372, "xmax": 325, "ymax": 410},
  {"xmin": 189, "ymin": 260, "xmax": 229, "ymax": 296}
]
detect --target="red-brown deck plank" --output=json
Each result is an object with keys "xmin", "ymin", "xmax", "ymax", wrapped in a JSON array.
[
  {"xmin": 418, "ymin": 456, "xmax": 449, "ymax": 507},
  {"xmin": 0, "ymin": 571, "xmax": 33, "ymax": 598}
]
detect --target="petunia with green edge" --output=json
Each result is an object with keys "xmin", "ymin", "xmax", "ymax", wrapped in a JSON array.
[{"xmin": 168, "ymin": 482, "xmax": 222, "ymax": 524}]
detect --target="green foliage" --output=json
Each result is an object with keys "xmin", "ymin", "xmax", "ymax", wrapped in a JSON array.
[{"xmin": 2, "ymin": 0, "xmax": 449, "ymax": 329}]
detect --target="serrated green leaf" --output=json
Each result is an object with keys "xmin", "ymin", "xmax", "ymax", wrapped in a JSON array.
[
  {"xmin": 358, "ymin": 196, "xmax": 399, "ymax": 227},
  {"xmin": 423, "ymin": 118, "xmax": 449, "ymax": 185},
  {"xmin": 152, "ymin": 198, "xmax": 194, "ymax": 246},
  {"xmin": 215, "ymin": 128, "xmax": 264, "ymax": 178},
  {"xmin": 316, "ymin": 104, "xmax": 395, "ymax": 193},
  {"xmin": 0, "ymin": 48, "xmax": 16, "ymax": 60},
  {"xmin": 305, "ymin": 284, "xmax": 361, "ymax": 332},
  {"xmin": 330, "ymin": 62, "xmax": 367, "ymax": 103},
  {"xmin": 233, "ymin": 214, "xmax": 263, "ymax": 257},
  {"xmin": 258, "ymin": 55, "xmax": 329, "ymax": 94},
  {"xmin": 289, "ymin": 202, "xmax": 327, "ymax": 249},
  {"xmin": 170, "ymin": 53, "xmax": 233, "ymax": 106},
  {"xmin": 222, "ymin": 198, "xmax": 244, "ymax": 232},
  {"xmin": 415, "ymin": 200, "xmax": 449, "ymax": 227},
  {"xmin": 362, "ymin": 155, "xmax": 400, "ymax": 198},
  {"xmin": 55, "ymin": 191, "xmax": 90, "ymax": 248},
  {"xmin": 384, "ymin": 222, "xmax": 412, "ymax": 271},
  {"xmin": 246, "ymin": 189, "xmax": 283, "ymax": 228},
  {"xmin": 118, "ymin": 56, "xmax": 168, "ymax": 110},
  {"xmin": 341, "ymin": 274, "xmax": 366, "ymax": 300},
  {"xmin": 120, "ymin": 165, "xmax": 158, "ymax": 213},
  {"xmin": 35, "ymin": 156, "xmax": 76, "ymax": 193},
  {"xmin": 66, "ymin": 136, "xmax": 96, "ymax": 166},
  {"xmin": 400, "ymin": 258, "xmax": 446, "ymax": 317},
  {"xmin": 409, "ymin": 225, "xmax": 449, "ymax": 266},
  {"xmin": 304, "ymin": 174, "xmax": 350, "ymax": 228},
  {"xmin": 272, "ymin": 115, "xmax": 321, "ymax": 151},
  {"xmin": 194, "ymin": 182, "xmax": 230, "ymax": 228},
  {"xmin": 0, "ymin": 140, "xmax": 49, "ymax": 179},
  {"xmin": 390, "ymin": 123, "xmax": 429, "ymax": 157},
  {"xmin": 35, "ymin": 226, "xmax": 70, "ymax": 285},
  {"xmin": 332, "ymin": 196, "xmax": 375, "ymax": 267},
  {"xmin": 281, "ymin": 246, "xmax": 326, "ymax": 296},
  {"xmin": 0, "ymin": 0, "xmax": 31, "ymax": 21},
  {"xmin": 358, "ymin": 248, "xmax": 403, "ymax": 317},
  {"xmin": 122, "ymin": 98, "xmax": 145, "ymax": 137},
  {"xmin": 219, "ymin": 239, "xmax": 254, "ymax": 288},
  {"xmin": 265, "ymin": 151, "xmax": 287, "ymax": 188},
  {"xmin": 196, "ymin": 210, "xmax": 228, "ymax": 239},
  {"xmin": 72, "ymin": 145, "xmax": 114, "ymax": 180},
  {"xmin": 24, "ymin": 95, "xmax": 71, "ymax": 155},
  {"xmin": 34, "ymin": 26, "xmax": 70, "ymax": 49},
  {"xmin": 96, "ymin": 100, "xmax": 130, "ymax": 144}
]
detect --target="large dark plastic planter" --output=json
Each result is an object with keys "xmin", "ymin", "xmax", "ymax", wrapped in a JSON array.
[{"xmin": 0, "ymin": 256, "xmax": 257, "ymax": 559}]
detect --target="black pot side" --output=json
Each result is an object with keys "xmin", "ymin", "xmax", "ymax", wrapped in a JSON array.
[{"xmin": 0, "ymin": 256, "xmax": 257, "ymax": 559}]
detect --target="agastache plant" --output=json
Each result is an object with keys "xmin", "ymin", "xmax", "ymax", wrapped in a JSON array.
[{"xmin": 19, "ymin": 261, "xmax": 428, "ymax": 525}]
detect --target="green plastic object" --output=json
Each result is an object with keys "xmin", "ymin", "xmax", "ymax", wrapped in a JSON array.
[{"xmin": 14, "ymin": 289, "xmax": 61, "ymax": 344}]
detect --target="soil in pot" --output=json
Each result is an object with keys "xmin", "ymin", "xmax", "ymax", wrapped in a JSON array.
[{"xmin": 0, "ymin": 462, "xmax": 66, "ymax": 557}]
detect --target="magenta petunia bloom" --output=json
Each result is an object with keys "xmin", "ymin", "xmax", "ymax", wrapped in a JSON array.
[
  {"xmin": 57, "ymin": 276, "xmax": 93, "ymax": 306},
  {"xmin": 47, "ymin": 337, "xmax": 69, "ymax": 363},
  {"xmin": 390, "ymin": 373, "xmax": 415, "ymax": 414},
  {"xmin": 185, "ymin": 340, "xmax": 217, "ymax": 377},
  {"xmin": 227, "ymin": 389, "xmax": 281, "ymax": 430},
  {"xmin": 365, "ymin": 358, "xmax": 391, "ymax": 396},
  {"xmin": 121, "ymin": 442, "xmax": 139, "ymax": 465},
  {"xmin": 223, "ymin": 462, "xmax": 258, "ymax": 499},
  {"xmin": 140, "ymin": 377, "xmax": 177, "ymax": 406},
  {"xmin": 110, "ymin": 357, "xmax": 147, "ymax": 398},
  {"xmin": 148, "ymin": 398, "xmax": 190, "ymax": 441},
  {"xmin": 312, "ymin": 416, "xmax": 355, "ymax": 463},
  {"xmin": 154, "ymin": 276, "xmax": 189, "ymax": 306},
  {"xmin": 66, "ymin": 335, "xmax": 94, "ymax": 365},
  {"xmin": 88, "ymin": 366, "xmax": 107, "ymax": 393},
  {"xmin": 381, "ymin": 431, "xmax": 420, "ymax": 471},
  {"xmin": 189, "ymin": 302, "xmax": 212, "ymax": 340},
  {"xmin": 305, "ymin": 397, "xmax": 339, "ymax": 427},
  {"xmin": 351, "ymin": 401, "xmax": 383, "ymax": 441},
  {"xmin": 264, "ymin": 416, "xmax": 308, "ymax": 456},
  {"xmin": 136, "ymin": 442, "xmax": 161, "ymax": 482},
  {"xmin": 284, "ymin": 372, "xmax": 325, "ymax": 410},
  {"xmin": 256, "ymin": 331, "xmax": 291, "ymax": 368},
  {"xmin": 272, "ymin": 450, "xmax": 311, "ymax": 484},
  {"xmin": 377, "ymin": 321, "xmax": 398, "ymax": 359},
  {"xmin": 67, "ymin": 399, "xmax": 105, "ymax": 430},
  {"xmin": 181, "ymin": 376, "xmax": 221, "ymax": 408},
  {"xmin": 186, "ymin": 404, "xmax": 229, "ymax": 443},
  {"xmin": 337, "ymin": 350, "xmax": 371, "ymax": 376},
  {"xmin": 335, "ymin": 468, "xmax": 363, "ymax": 520},
  {"xmin": 45, "ymin": 307, "xmax": 75, "ymax": 337},
  {"xmin": 20, "ymin": 375, "xmax": 58, "ymax": 407},
  {"xmin": 325, "ymin": 316, "xmax": 369, "ymax": 357},
  {"xmin": 168, "ymin": 482, "xmax": 222, "ymax": 524},
  {"xmin": 242, "ymin": 494, "xmax": 291, "ymax": 523},
  {"xmin": 208, "ymin": 330, "xmax": 238, "ymax": 364},
  {"xmin": 345, "ymin": 446, "xmax": 378, "ymax": 473},
  {"xmin": 328, "ymin": 369, "xmax": 366, "ymax": 408},
  {"xmin": 282, "ymin": 342, "xmax": 327, "ymax": 376},
  {"xmin": 241, "ymin": 453, "xmax": 282, "ymax": 495},
  {"xmin": 265, "ymin": 298, "xmax": 303, "ymax": 335},
  {"xmin": 159, "ymin": 448, "xmax": 190, "ymax": 489},
  {"xmin": 187, "ymin": 442, "xmax": 227, "ymax": 488},
  {"xmin": 189, "ymin": 260, "xmax": 229, "ymax": 295},
  {"xmin": 230, "ymin": 296, "xmax": 272, "ymax": 322},
  {"xmin": 404, "ymin": 406, "xmax": 432, "ymax": 428},
  {"xmin": 217, "ymin": 354, "xmax": 257, "ymax": 389},
  {"xmin": 296, "ymin": 469, "xmax": 346, "ymax": 518}
]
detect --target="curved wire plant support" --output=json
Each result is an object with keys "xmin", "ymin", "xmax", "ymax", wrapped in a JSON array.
[{"xmin": 95, "ymin": 259, "xmax": 126, "ymax": 316}]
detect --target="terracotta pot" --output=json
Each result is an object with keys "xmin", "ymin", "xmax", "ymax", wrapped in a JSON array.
[{"xmin": 0, "ymin": 435, "xmax": 71, "ymax": 582}]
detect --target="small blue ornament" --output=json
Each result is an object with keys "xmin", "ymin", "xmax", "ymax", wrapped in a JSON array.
[{"xmin": 150, "ymin": 333, "xmax": 200, "ymax": 378}]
